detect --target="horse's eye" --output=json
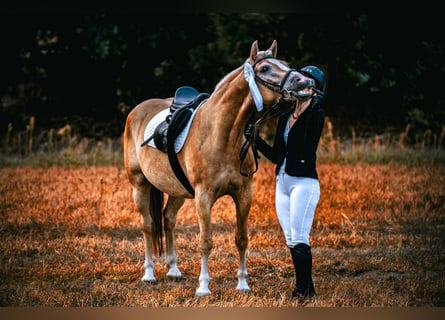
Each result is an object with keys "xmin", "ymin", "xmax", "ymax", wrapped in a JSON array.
[{"xmin": 260, "ymin": 65, "xmax": 270, "ymax": 73}]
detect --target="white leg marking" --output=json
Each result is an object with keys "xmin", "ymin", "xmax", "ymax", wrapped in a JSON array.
[
  {"xmin": 236, "ymin": 251, "xmax": 251, "ymax": 293},
  {"xmin": 141, "ymin": 260, "xmax": 156, "ymax": 283},
  {"xmin": 165, "ymin": 253, "xmax": 182, "ymax": 279},
  {"xmin": 195, "ymin": 256, "xmax": 211, "ymax": 296}
]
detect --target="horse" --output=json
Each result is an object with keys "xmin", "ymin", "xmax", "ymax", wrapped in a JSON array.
[{"xmin": 124, "ymin": 40, "xmax": 315, "ymax": 296}]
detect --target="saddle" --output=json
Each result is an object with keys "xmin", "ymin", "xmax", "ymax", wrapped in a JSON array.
[
  {"xmin": 141, "ymin": 86, "xmax": 209, "ymax": 152},
  {"xmin": 141, "ymin": 86, "xmax": 209, "ymax": 196}
]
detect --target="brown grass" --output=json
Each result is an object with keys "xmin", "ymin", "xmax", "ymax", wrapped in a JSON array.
[{"xmin": 0, "ymin": 163, "xmax": 444, "ymax": 306}]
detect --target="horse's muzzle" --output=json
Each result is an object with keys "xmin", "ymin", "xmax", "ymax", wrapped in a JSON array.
[{"xmin": 282, "ymin": 73, "xmax": 315, "ymax": 101}]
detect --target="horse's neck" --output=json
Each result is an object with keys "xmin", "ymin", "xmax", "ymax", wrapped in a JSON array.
[{"xmin": 204, "ymin": 68, "xmax": 254, "ymax": 146}]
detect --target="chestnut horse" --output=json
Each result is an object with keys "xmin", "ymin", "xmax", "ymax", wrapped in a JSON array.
[{"xmin": 124, "ymin": 40, "xmax": 314, "ymax": 296}]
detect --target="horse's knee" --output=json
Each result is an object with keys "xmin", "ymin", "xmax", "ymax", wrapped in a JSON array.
[
  {"xmin": 200, "ymin": 237, "xmax": 213, "ymax": 256},
  {"xmin": 235, "ymin": 233, "xmax": 248, "ymax": 251}
]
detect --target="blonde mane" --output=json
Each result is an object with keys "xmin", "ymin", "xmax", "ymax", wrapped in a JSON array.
[{"xmin": 213, "ymin": 66, "xmax": 243, "ymax": 92}]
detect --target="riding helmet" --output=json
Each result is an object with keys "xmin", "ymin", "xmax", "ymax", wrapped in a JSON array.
[{"xmin": 300, "ymin": 65, "xmax": 326, "ymax": 91}]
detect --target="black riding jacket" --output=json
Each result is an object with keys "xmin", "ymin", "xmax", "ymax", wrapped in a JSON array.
[{"xmin": 256, "ymin": 102, "xmax": 325, "ymax": 179}]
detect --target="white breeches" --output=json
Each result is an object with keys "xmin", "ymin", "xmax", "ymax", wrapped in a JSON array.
[{"xmin": 275, "ymin": 174, "xmax": 320, "ymax": 247}]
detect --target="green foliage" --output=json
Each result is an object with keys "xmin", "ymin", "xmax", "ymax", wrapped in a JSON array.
[
  {"xmin": 77, "ymin": 15, "xmax": 127, "ymax": 60},
  {"xmin": 0, "ymin": 12, "xmax": 443, "ymax": 140}
]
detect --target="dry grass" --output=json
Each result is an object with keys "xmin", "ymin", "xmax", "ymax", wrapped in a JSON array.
[
  {"xmin": 2, "ymin": 117, "xmax": 445, "ymax": 168},
  {"xmin": 0, "ymin": 161, "xmax": 444, "ymax": 307}
]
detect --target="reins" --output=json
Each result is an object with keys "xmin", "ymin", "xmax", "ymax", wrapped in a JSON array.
[{"xmin": 239, "ymin": 99, "xmax": 290, "ymax": 177}]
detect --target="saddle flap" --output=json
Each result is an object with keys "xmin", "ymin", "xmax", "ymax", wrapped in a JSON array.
[
  {"xmin": 167, "ymin": 107, "xmax": 194, "ymax": 147},
  {"xmin": 167, "ymin": 92, "xmax": 209, "ymax": 144},
  {"xmin": 170, "ymin": 86, "xmax": 200, "ymax": 113},
  {"xmin": 153, "ymin": 120, "xmax": 168, "ymax": 152}
]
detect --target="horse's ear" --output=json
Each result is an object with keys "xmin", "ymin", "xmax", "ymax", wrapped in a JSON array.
[
  {"xmin": 249, "ymin": 40, "xmax": 259, "ymax": 63},
  {"xmin": 268, "ymin": 40, "xmax": 278, "ymax": 57}
]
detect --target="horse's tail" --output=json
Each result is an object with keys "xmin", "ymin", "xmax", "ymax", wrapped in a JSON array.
[{"xmin": 150, "ymin": 187, "xmax": 164, "ymax": 256}]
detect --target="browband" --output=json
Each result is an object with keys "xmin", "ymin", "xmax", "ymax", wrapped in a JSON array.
[{"xmin": 251, "ymin": 55, "xmax": 276, "ymax": 68}]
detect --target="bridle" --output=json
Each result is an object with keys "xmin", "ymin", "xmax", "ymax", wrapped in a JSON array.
[
  {"xmin": 251, "ymin": 55, "xmax": 298, "ymax": 100},
  {"xmin": 239, "ymin": 55, "xmax": 298, "ymax": 177}
]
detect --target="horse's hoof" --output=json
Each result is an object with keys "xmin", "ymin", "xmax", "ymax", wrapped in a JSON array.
[
  {"xmin": 141, "ymin": 275, "xmax": 157, "ymax": 283},
  {"xmin": 167, "ymin": 275, "xmax": 183, "ymax": 282},
  {"xmin": 237, "ymin": 288, "xmax": 251, "ymax": 294},
  {"xmin": 142, "ymin": 280, "xmax": 157, "ymax": 284},
  {"xmin": 236, "ymin": 280, "xmax": 251, "ymax": 293},
  {"xmin": 195, "ymin": 288, "xmax": 211, "ymax": 297},
  {"xmin": 167, "ymin": 267, "xmax": 183, "ymax": 280},
  {"xmin": 142, "ymin": 279, "xmax": 157, "ymax": 284}
]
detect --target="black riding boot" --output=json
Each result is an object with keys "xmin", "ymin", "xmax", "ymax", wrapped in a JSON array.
[{"xmin": 289, "ymin": 243, "xmax": 316, "ymax": 299}]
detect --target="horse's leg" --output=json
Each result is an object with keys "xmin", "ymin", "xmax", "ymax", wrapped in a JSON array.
[
  {"xmin": 195, "ymin": 191, "xmax": 214, "ymax": 296},
  {"xmin": 164, "ymin": 196, "xmax": 185, "ymax": 279},
  {"xmin": 132, "ymin": 183, "xmax": 157, "ymax": 283},
  {"xmin": 234, "ymin": 185, "xmax": 253, "ymax": 293}
]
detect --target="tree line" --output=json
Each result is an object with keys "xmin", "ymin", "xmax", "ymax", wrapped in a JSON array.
[{"xmin": 1, "ymin": 12, "xmax": 443, "ymax": 141}]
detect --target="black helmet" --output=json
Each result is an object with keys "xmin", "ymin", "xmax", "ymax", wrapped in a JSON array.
[{"xmin": 300, "ymin": 65, "xmax": 326, "ymax": 91}]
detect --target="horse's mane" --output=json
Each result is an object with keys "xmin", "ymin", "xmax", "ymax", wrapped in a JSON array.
[
  {"xmin": 213, "ymin": 51, "xmax": 275, "ymax": 93},
  {"xmin": 213, "ymin": 66, "xmax": 243, "ymax": 93}
]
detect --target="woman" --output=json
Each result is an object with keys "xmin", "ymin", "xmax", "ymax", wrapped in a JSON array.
[{"xmin": 255, "ymin": 65, "xmax": 326, "ymax": 299}]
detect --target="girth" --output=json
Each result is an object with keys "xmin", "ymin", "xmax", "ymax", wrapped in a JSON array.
[{"xmin": 141, "ymin": 86, "xmax": 209, "ymax": 196}]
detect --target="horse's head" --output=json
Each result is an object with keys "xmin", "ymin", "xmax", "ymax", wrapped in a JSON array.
[{"xmin": 245, "ymin": 40, "xmax": 315, "ymax": 109}]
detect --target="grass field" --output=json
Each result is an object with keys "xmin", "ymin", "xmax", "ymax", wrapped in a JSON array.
[{"xmin": 1, "ymin": 158, "xmax": 444, "ymax": 306}]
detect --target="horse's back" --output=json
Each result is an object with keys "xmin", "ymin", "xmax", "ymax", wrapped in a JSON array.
[
  {"xmin": 126, "ymin": 98, "xmax": 172, "ymax": 142},
  {"xmin": 128, "ymin": 98, "xmax": 171, "ymax": 126}
]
